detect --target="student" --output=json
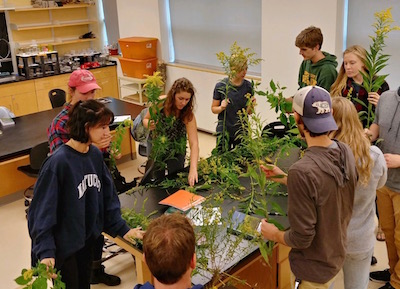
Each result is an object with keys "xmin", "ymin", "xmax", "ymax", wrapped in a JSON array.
[
  {"xmin": 143, "ymin": 77, "xmax": 199, "ymax": 187},
  {"xmin": 367, "ymin": 87, "xmax": 400, "ymax": 289},
  {"xmin": 296, "ymin": 26, "xmax": 338, "ymax": 91},
  {"xmin": 134, "ymin": 213, "xmax": 203, "ymax": 289},
  {"xmin": 211, "ymin": 55, "xmax": 255, "ymax": 152},
  {"xmin": 330, "ymin": 45, "xmax": 389, "ymax": 127},
  {"xmin": 330, "ymin": 97, "xmax": 387, "ymax": 289},
  {"xmin": 47, "ymin": 69, "xmax": 134, "ymax": 286},
  {"xmin": 29, "ymin": 100, "xmax": 144, "ymax": 289},
  {"xmin": 260, "ymin": 86, "xmax": 357, "ymax": 288}
]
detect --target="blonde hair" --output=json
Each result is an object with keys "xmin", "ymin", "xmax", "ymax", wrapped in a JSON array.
[
  {"xmin": 330, "ymin": 97, "xmax": 372, "ymax": 185},
  {"xmin": 330, "ymin": 45, "xmax": 367, "ymax": 97}
]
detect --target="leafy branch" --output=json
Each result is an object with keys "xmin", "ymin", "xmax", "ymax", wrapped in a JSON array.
[
  {"xmin": 15, "ymin": 262, "xmax": 65, "ymax": 289},
  {"xmin": 360, "ymin": 7, "xmax": 400, "ymax": 127}
]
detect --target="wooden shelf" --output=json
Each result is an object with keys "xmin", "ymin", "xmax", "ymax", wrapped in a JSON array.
[
  {"xmin": 13, "ymin": 4, "xmax": 91, "ymax": 12},
  {"xmin": 11, "ymin": 20, "xmax": 96, "ymax": 31},
  {"xmin": 16, "ymin": 38, "xmax": 95, "ymax": 49}
]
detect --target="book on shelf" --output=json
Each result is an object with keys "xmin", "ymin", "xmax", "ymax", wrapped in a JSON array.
[
  {"xmin": 0, "ymin": 117, "xmax": 15, "ymax": 127},
  {"xmin": 227, "ymin": 211, "xmax": 262, "ymax": 240},
  {"xmin": 159, "ymin": 189, "xmax": 205, "ymax": 212}
]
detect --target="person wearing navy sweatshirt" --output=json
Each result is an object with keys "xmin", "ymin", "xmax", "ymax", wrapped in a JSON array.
[
  {"xmin": 28, "ymin": 99, "xmax": 144, "ymax": 289},
  {"xmin": 134, "ymin": 213, "xmax": 203, "ymax": 289}
]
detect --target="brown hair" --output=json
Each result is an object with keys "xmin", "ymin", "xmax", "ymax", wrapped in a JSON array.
[
  {"xmin": 67, "ymin": 99, "xmax": 114, "ymax": 143},
  {"xmin": 164, "ymin": 77, "xmax": 195, "ymax": 123},
  {"xmin": 330, "ymin": 97, "xmax": 372, "ymax": 185},
  {"xmin": 143, "ymin": 213, "xmax": 195, "ymax": 285},
  {"xmin": 330, "ymin": 45, "xmax": 367, "ymax": 96},
  {"xmin": 295, "ymin": 26, "xmax": 323, "ymax": 49}
]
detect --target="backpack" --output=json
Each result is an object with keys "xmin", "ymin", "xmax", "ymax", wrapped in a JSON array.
[{"xmin": 131, "ymin": 107, "xmax": 149, "ymax": 142}]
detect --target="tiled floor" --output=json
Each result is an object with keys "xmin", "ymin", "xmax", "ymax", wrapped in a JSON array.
[{"xmin": 0, "ymin": 131, "xmax": 390, "ymax": 289}]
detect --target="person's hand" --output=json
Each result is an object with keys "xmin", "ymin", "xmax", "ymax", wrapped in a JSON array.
[
  {"xmin": 92, "ymin": 133, "xmax": 112, "ymax": 149},
  {"xmin": 364, "ymin": 128, "xmax": 372, "ymax": 139},
  {"xmin": 260, "ymin": 219, "xmax": 280, "ymax": 241},
  {"xmin": 40, "ymin": 258, "xmax": 57, "ymax": 278},
  {"xmin": 368, "ymin": 92, "xmax": 380, "ymax": 107},
  {"xmin": 148, "ymin": 120, "xmax": 156, "ymax": 131},
  {"xmin": 260, "ymin": 164, "xmax": 287, "ymax": 184},
  {"xmin": 188, "ymin": 169, "xmax": 198, "ymax": 187},
  {"xmin": 220, "ymin": 99, "xmax": 230, "ymax": 110},
  {"xmin": 123, "ymin": 227, "xmax": 145, "ymax": 243},
  {"xmin": 384, "ymin": 153, "xmax": 400, "ymax": 169}
]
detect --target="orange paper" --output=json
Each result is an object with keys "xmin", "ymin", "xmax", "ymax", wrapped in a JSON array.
[{"xmin": 159, "ymin": 190, "xmax": 205, "ymax": 211}]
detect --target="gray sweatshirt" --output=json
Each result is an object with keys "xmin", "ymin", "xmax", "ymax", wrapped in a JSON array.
[
  {"xmin": 374, "ymin": 89, "xmax": 400, "ymax": 192},
  {"xmin": 284, "ymin": 140, "xmax": 357, "ymax": 283},
  {"xmin": 346, "ymin": 145, "xmax": 387, "ymax": 254}
]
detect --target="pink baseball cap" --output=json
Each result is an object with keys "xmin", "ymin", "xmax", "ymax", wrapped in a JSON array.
[{"xmin": 68, "ymin": 69, "xmax": 101, "ymax": 93}]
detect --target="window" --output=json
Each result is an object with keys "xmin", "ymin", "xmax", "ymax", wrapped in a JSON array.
[{"xmin": 167, "ymin": 0, "xmax": 261, "ymax": 75}]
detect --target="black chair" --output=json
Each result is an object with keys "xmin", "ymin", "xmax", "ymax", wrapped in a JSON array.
[
  {"xmin": 48, "ymin": 88, "xmax": 66, "ymax": 108},
  {"xmin": 262, "ymin": 121, "xmax": 288, "ymax": 139},
  {"xmin": 17, "ymin": 142, "xmax": 50, "ymax": 208}
]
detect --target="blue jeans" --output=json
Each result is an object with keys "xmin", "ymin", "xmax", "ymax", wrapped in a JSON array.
[{"xmin": 343, "ymin": 248, "xmax": 373, "ymax": 289}]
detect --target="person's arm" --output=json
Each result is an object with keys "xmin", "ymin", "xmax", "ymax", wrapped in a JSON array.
[
  {"xmin": 246, "ymin": 96, "xmax": 256, "ymax": 115},
  {"xmin": 260, "ymin": 164, "xmax": 288, "ymax": 185},
  {"xmin": 186, "ymin": 116, "xmax": 199, "ymax": 187},
  {"xmin": 211, "ymin": 99, "xmax": 229, "ymax": 114},
  {"xmin": 28, "ymin": 163, "xmax": 59, "ymax": 262},
  {"xmin": 365, "ymin": 123, "xmax": 379, "ymax": 142},
  {"xmin": 260, "ymin": 219, "xmax": 288, "ymax": 245},
  {"xmin": 384, "ymin": 154, "xmax": 400, "ymax": 169},
  {"xmin": 142, "ymin": 109, "xmax": 156, "ymax": 130}
]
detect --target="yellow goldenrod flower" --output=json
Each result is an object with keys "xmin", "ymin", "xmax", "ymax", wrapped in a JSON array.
[{"xmin": 144, "ymin": 71, "xmax": 164, "ymax": 89}]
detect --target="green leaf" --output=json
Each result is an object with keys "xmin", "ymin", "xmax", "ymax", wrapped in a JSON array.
[
  {"xmin": 268, "ymin": 218, "xmax": 284, "ymax": 230},
  {"xmin": 15, "ymin": 276, "xmax": 30, "ymax": 285},
  {"xmin": 270, "ymin": 80, "xmax": 277, "ymax": 92},
  {"xmin": 32, "ymin": 276, "xmax": 47, "ymax": 289},
  {"xmin": 352, "ymin": 98, "xmax": 368, "ymax": 109}
]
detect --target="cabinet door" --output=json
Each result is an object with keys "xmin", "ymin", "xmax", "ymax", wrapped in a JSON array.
[
  {"xmin": 12, "ymin": 91, "xmax": 38, "ymax": 116},
  {"xmin": 92, "ymin": 66, "xmax": 119, "ymax": 99},
  {"xmin": 35, "ymin": 74, "xmax": 69, "ymax": 111},
  {"xmin": 0, "ymin": 95, "xmax": 13, "ymax": 112}
]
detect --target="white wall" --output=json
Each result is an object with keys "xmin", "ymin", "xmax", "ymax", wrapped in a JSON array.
[
  {"xmin": 347, "ymin": 0, "xmax": 400, "ymax": 89},
  {"xmin": 116, "ymin": 0, "xmax": 345, "ymax": 132}
]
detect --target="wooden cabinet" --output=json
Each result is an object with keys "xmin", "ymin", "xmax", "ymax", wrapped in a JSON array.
[
  {"xmin": 35, "ymin": 73, "xmax": 70, "ymax": 111},
  {"xmin": 0, "ymin": 66, "xmax": 118, "ymax": 116},
  {"xmin": 8, "ymin": 4, "xmax": 101, "ymax": 55},
  {"xmin": 0, "ymin": 81, "xmax": 37, "ymax": 116},
  {"xmin": 91, "ymin": 66, "xmax": 119, "ymax": 99}
]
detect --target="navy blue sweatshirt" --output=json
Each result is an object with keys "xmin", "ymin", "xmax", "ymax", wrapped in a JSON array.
[
  {"xmin": 134, "ymin": 282, "xmax": 203, "ymax": 289},
  {"xmin": 28, "ymin": 144, "xmax": 130, "ymax": 264}
]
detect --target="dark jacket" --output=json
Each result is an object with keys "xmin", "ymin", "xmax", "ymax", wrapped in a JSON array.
[
  {"xmin": 28, "ymin": 145, "xmax": 130, "ymax": 265},
  {"xmin": 284, "ymin": 140, "xmax": 357, "ymax": 283}
]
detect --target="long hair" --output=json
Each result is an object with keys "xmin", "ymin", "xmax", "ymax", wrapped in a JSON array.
[
  {"xmin": 330, "ymin": 97, "xmax": 372, "ymax": 185},
  {"xmin": 164, "ymin": 77, "xmax": 195, "ymax": 123},
  {"xmin": 330, "ymin": 45, "xmax": 367, "ymax": 96}
]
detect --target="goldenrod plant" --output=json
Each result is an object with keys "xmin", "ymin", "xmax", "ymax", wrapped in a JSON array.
[
  {"xmin": 144, "ymin": 72, "xmax": 187, "ymax": 171},
  {"xmin": 214, "ymin": 42, "xmax": 262, "ymax": 153},
  {"xmin": 15, "ymin": 262, "xmax": 65, "ymax": 289},
  {"xmin": 361, "ymin": 7, "xmax": 400, "ymax": 127}
]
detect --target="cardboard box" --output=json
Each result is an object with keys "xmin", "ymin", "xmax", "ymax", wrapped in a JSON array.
[
  {"xmin": 118, "ymin": 37, "xmax": 158, "ymax": 60},
  {"xmin": 119, "ymin": 57, "xmax": 157, "ymax": 79}
]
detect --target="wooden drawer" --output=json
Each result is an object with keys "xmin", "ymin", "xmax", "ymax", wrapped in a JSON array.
[
  {"xmin": 34, "ymin": 74, "xmax": 70, "ymax": 91},
  {"xmin": 91, "ymin": 66, "xmax": 117, "ymax": 80},
  {"xmin": 0, "ymin": 80, "xmax": 35, "ymax": 95},
  {"xmin": 278, "ymin": 243, "xmax": 290, "ymax": 263}
]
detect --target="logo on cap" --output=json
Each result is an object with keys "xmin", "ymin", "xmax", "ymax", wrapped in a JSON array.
[{"xmin": 312, "ymin": 101, "xmax": 331, "ymax": 114}]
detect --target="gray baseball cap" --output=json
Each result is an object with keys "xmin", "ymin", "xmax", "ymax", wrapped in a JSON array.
[{"xmin": 293, "ymin": 86, "xmax": 338, "ymax": 134}]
